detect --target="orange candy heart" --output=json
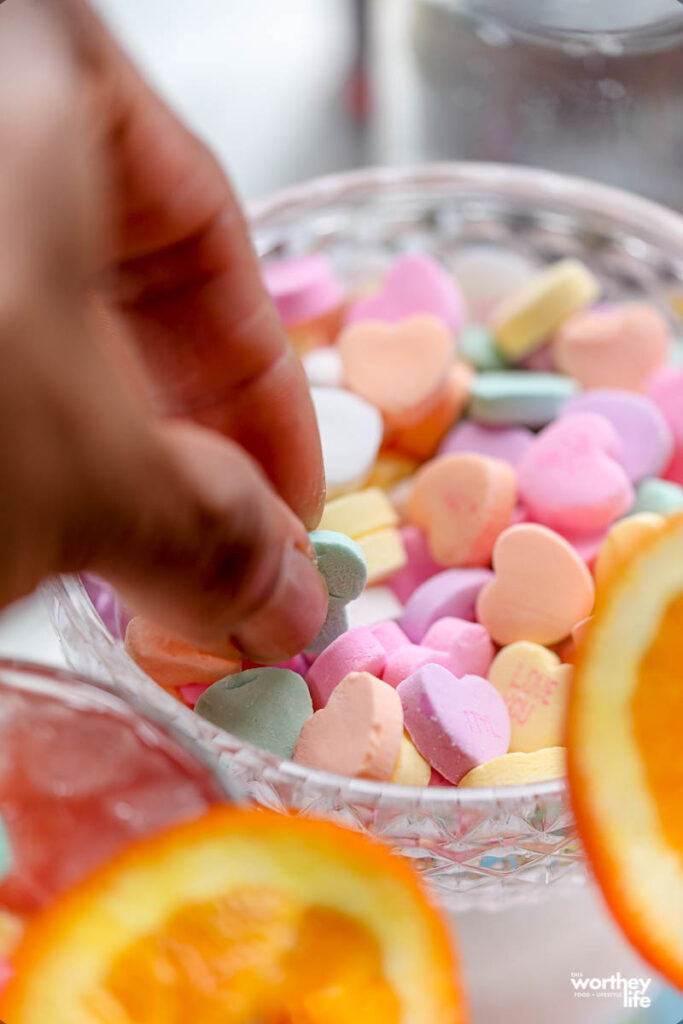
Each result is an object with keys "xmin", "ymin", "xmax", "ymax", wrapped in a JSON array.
[
  {"xmin": 477, "ymin": 523, "xmax": 595, "ymax": 646},
  {"xmin": 339, "ymin": 315, "xmax": 452, "ymax": 427},
  {"xmin": 408, "ymin": 453, "xmax": 517, "ymax": 567}
]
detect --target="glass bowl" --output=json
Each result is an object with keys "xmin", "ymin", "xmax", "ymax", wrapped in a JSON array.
[{"xmin": 45, "ymin": 162, "xmax": 683, "ymax": 911}]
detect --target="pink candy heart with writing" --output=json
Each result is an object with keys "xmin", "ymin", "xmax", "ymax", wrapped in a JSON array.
[
  {"xmin": 345, "ymin": 253, "xmax": 466, "ymax": 333},
  {"xmin": 398, "ymin": 664, "xmax": 510, "ymax": 784},
  {"xmin": 518, "ymin": 412, "xmax": 633, "ymax": 533}
]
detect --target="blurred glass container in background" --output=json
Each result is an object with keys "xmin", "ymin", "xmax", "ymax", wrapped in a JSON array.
[{"xmin": 374, "ymin": 0, "xmax": 683, "ymax": 207}]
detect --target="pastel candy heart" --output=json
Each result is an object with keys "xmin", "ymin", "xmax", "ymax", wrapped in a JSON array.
[
  {"xmin": 390, "ymin": 733, "xmax": 431, "ymax": 786},
  {"xmin": 646, "ymin": 368, "xmax": 683, "ymax": 484},
  {"xmin": 294, "ymin": 671, "xmax": 403, "ymax": 780},
  {"xmin": 562, "ymin": 389, "xmax": 673, "ymax": 483},
  {"xmin": 631, "ymin": 477, "xmax": 683, "ymax": 516},
  {"xmin": 438, "ymin": 421, "xmax": 534, "ymax": 467},
  {"xmin": 490, "ymin": 258, "xmax": 600, "ymax": 360},
  {"xmin": 518, "ymin": 413, "xmax": 633, "ymax": 533},
  {"xmin": 345, "ymin": 253, "xmax": 466, "ymax": 333},
  {"xmin": 458, "ymin": 325, "xmax": 507, "ymax": 371},
  {"xmin": 387, "ymin": 525, "xmax": 441, "ymax": 604},
  {"xmin": 397, "ymin": 665, "xmax": 511, "ymax": 784},
  {"xmin": 124, "ymin": 618, "xmax": 241, "ymax": 688},
  {"xmin": 195, "ymin": 667, "xmax": 313, "ymax": 760},
  {"xmin": 459, "ymin": 747, "xmax": 566, "ymax": 787},
  {"xmin": 383, "ymin": 645, "xmax": 462, "ymax": 689},
  {"xmin": 409, "ymin": 453, "xmax": 517, "ymax": 567},
  {"xmin": 468, "ymin": 372, "xmax": 577, "ymax": 427},
  {"xmin": 306, "ymin": 626, "xmax": 387, "ymax": 708},
  {"xmin": 593, "ymin": 513, "xmax": 665, "ymax": 588},
  {"xmin": 306, "ymin": 531, "xmax": 367, "ymax": 656},
  {"xmin": 384, "ymin": 362, "xmax": 471, "ymax": 459},
  {"xmin": 476, "ymin": 524, "xmax": 595, "ymax": 646},
  {"xmin": 554, "ymin": 302, "xmax": 670, "ymax": 391},
  {"xmin": 487, "ymin": 641, "xmax": 572, "ymax": 753},
  {"xmin": 401, "ymin": 567, "xmax": 494, "ymax": 642},
  {"xmin": 422, "ymin": 618, "xmax": 494, "ymax": 678},
  {"xmin": 312, "ymin": 387, "xmax": 383, "ymax": 497},
  {"xmin": 263, "ymin": 254, "xmax": 342, "ymax": 326},
  {"xmin": 339, "ymin": 315, "xmax": 452, "ymax": 426},
  {"xmin": 320, "ymin": 487, "xmax": 397, "ymax": 536},
  {"xmin": 370, "ymin": 620, "xmax": 411, "ymax": 655}
]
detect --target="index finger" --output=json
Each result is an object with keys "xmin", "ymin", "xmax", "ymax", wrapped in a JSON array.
[{"xmin": 61, "ymin": 0, "xmax": 325, "ymax": 528}]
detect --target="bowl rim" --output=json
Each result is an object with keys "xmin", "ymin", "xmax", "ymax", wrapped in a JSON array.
[
  {"xmin": 50, "ymin": 156, "xmax": 683, "ymax": 816},
  {"xmin": 248, "ymin": 160, "xmax": 683, "ymax": 261}
]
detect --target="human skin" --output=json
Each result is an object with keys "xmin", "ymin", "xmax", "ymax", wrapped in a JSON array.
[{"xmin": 0, "ymin": 1, "xmax": 328, "ymax": 662}]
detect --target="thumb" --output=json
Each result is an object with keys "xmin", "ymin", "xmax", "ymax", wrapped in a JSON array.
[{"xmin": 86, "ymin": 420, "xmax": 329, "ymax": 663}]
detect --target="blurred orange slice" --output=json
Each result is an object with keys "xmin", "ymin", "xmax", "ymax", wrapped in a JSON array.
[
  {"xmin": 1, "ymin": 807, "xmax": 465, "ymax": 1023},
  {"xmin": 568, "ymin": 514, "xmax": 683, "ymax": 988}
]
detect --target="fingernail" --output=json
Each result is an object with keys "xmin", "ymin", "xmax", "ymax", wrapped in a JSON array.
[{"xmin": 232, "ymin": 544, "xmax": 329, "ymax": 663}]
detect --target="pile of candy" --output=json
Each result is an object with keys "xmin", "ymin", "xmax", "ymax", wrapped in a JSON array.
[{"xmin": 125, "ymin": 248, "xmax": 683, "ymax": 789}]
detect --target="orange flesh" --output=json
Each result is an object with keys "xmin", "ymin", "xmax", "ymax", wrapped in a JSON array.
[
  {"xmin": 634, "ymin": 591, "xmax": 683, "ymax": 852},
  {"xmin": 95, "ymin": 886, "xmax": 400, "ymax": 1024}
]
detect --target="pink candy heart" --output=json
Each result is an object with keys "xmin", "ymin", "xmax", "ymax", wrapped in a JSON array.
[
  {"xmin": 518, "ymin": 412, "xmax": 633, "ymax": 533},
  {"xmin": 345, "ymin": 253, "xmax": 466, "ymax": 333},
  {"xmin": 398, "ymin": 665, "xmax": 510, "ymax": 784}
]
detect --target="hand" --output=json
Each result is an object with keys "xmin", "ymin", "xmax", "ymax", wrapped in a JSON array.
[{"xmin": 0, "ymin": 3, "xmax": 327, "ymax": 661}]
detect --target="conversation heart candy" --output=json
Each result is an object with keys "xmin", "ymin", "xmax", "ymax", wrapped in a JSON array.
[
  {"xmin": 401, "ymin": 567, "xmax": 494, "ymax": 642},
  {"xmin": 409, "ymin": 453, "xmax": 517, "ymax": 567},
  {"xmin": 321, "ymin": 487, "xmax": 398, "ymax": 536},
  {"xmin": 294, "ymin": 671, "xmax": 403, "ymax": 780},
  {"xmin": 312, "ymin": 387, "xmax": 383, "ymax": 497},
  {"xmin": 630, "ymin": 477, "xmax": 683, "ymax": 516},
  {"xmin": 562, "ymin": 389, "xmax": 673, "ymax": 483},
  {"xmin": 356, "ymin": 528, "xmax": 407, "ymax": 584},
  {"xmin": 458, "ymin": 325, "xmax": 507, "ymax": 371},
  {"xmin": 390, "ymin": 733, "xmax": 431, "ymax": 786},
  {"xmin": 387, "ymin": 525, "xmax": 441, "ymax": 604},
  {"xmin": 369, "ymin": 620, "xmax": 411, "ymax": 655},
  {"xmin": 339, "ymin": 315, "xmax": 452, "ymax": 427},
  {"xmin": 554, "ymin": 302, "xmax": 670, "ymax": 391},
  {"xmin": 468, "ymin": 371, "xmax": 577, "ymax": 427},
  {"xmin": 476, "ymin": 524, "xmax": 595, "ymax": 646},
  {"xmin": 397, "ymin": 665, "xmax": 511, "ymax": 785},
  {"xmin": 490, "ymin": 258, "xmax": 600, "ymax": 360},
  {"xmin": 422, "ymin": 618, "xmax": 494, "ymax": 678},
  {"xmin": 345, "ymin": 253, "xmax": 466, "ymax": 333},
  {"xmin": 593, "ymin": 513, "xmax": 665, "ymax": 588},
  {"xmin": 518, "ymin": 413, "xmax": 633, "ymax": 533},
  {"xmin": 384, "ymin": 362, "xmax": 472, "ymax": 460},
  {"xmin": 459, "ymin": 747, "xmax": 566, "ymax": 787},
  {"xmin": 178, "ymin": 683, "xmax": 211, "ymax": 708},
  {"xmin": 263, "ymin": 254, "xmax": 342, "ymax": 326},
  {"xmin": 195, "ymin": 668, "xmax": 313, "ymax": 760},
  {"xmin": 306, "ymin": 531, "xmax": 367, "ymax": 656},
  {"xmin": 646, "ymin": 367, "xmax": 683, "ymax": 484},
  {"xmin": 383, "ymin": 645, "xmax": 462, "ymax": 688},
  {"xmin": 438, "ymin": 421, "xmax": 534, "ymax": 467},
  {"xmin": 124, "ymin": 618, "xmax": 241, "ymax": 688},
  {"xmin": 487, "ymin": 642, "xmax": 572, "ymax": 752},
  {"xmin": 365, "ymin": 453, "xmax": 419, "ymax": 490},
  {"xmin": 306, "ymin": 626, "xmax": 387, "ymax": 708}
]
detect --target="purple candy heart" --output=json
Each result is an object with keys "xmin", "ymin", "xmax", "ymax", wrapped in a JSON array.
[{"xmin": 400, "ymin": 568, "xmax": 493, "ymax": 642}]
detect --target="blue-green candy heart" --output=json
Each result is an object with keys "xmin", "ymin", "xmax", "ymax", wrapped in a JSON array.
[
  {"xmin": 306, "ymin": 530, "xmax": 367, "ymax": 655},
  {"xmin": 195, "ymin": 667, "xmax": 312, "ymax": 760},
  {"xmin": 468, "ymin": 371, "xmax": 577, "ymax": 427},
  {"xmin": 630, "ymin": 477, "xmax": 683, "ymax": 516}
]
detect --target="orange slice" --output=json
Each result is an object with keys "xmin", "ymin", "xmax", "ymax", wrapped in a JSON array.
[
  {"xmin": 568, "ymin": 514, "xmax": 683, "ymax": 988},
  {"xmin": 1, "ymin": 807, "xmax": 465, "ymax": 1024}
]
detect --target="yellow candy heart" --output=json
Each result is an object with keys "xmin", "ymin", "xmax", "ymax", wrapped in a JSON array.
[
  {"xmin": 459, "ymin": 747, "xmax": 566, "ymax": 787},
  {"xmin": 390, "ymin": 733, "xmax": 431, "ymax": 787},
  {"xmin": 488, "ymin": 640, "xmax": 572, "ymax": 752}
]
